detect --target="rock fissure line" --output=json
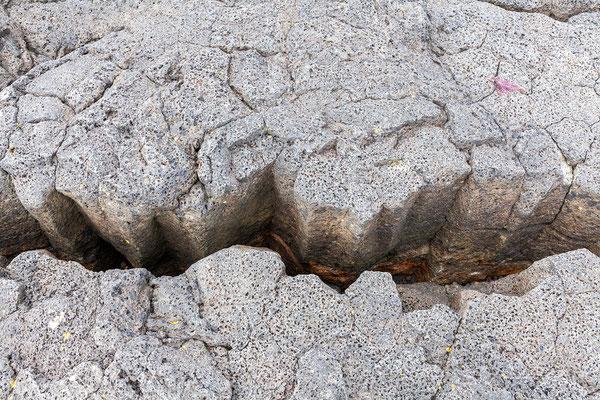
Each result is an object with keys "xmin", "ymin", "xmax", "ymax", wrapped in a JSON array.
[
  {"xmin": 2, "ymin": 0, "xmax": 600, "ymax": 398},
  {"xmin": 432, "ymin": 313, "xmax": 463, "ymax": 400}
]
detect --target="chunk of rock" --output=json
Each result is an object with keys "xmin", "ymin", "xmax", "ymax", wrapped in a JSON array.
[
  {"xmin": 0, "ymin": 277, "xmax": 23, "ymax": 318},
  {"xmin": 437, "ymin": 249, "xmax": 600, "ymax": 398},
  {"xmin": 290, "ymin": 350, "xmax": 347, "ymax": 400},
  {"xmin": 99, "ymin": 337, "xmax": 232, "ymax": 400},
  {"xmin": 0, "ymin": 247, "xmax": 599, "ymax": 398},
  {"xmin": 3, "ymin": 0, "xmax": 600, "ymax": 280}
]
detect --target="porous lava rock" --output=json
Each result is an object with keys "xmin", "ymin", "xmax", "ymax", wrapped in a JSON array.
[
  {"xmin": 0, "ymin": 247, "xmax": 599, "ymax": 399},
  {"xmin": 2, "ymin": 0, "xmax": 600, "ymax": 282}
]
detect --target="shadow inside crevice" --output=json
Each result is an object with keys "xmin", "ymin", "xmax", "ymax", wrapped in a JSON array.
[{"xmin": 32, "ymin": 224, "xmax": 534, "ymax": 291}]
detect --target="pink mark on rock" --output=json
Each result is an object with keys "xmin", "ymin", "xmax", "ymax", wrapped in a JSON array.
[{"xmin": 491, "ymin": 77, "xmax": 526, "ymax": 95}]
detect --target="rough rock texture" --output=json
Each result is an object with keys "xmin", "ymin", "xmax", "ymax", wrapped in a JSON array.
[
  {"xmin": 0, "ymin": 246, "xmax": 599, "ymax": 399},
  {"xmin": 480, "ymin": 0, "xmax": 600, "ymax": 21},
  {"xmin": 2, "ymin": 0, "xmax": 600, "ymax": 281}
]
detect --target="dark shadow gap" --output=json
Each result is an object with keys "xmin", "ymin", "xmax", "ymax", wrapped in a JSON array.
[
  {"xmin": 19, "ymin": 220, "xmax": 534, "ymax": 291},
  {"xmin": 44, "ymin": 238, "xmax": 129, "ymax": 273},
  {"xmin": 138, "ymin": 228, "xmax": 533, "ymax": 291}
]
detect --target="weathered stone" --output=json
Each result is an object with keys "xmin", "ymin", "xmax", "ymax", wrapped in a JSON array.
[
  {"xmin": 1, "ymin": 0, "xmax": 600, "ymax": 282},
  {"xmin": 397, "ymin": 282, "xmax": 451, "ymax": 312},
  {"xmin": 0, "ymin": 13, "xmax": 33, "ymax": 91},
  {"xmin": 290, "ymin": 350, "xmax": 347, "ymax": 400},
  {"xmin": 101, "ymin": 337, "xmax": 232, "ymax": 399},
  {"xmin": 438, "ymin": 249, "xmax": 600, "ymax": 398},
  {"xmin": 542, "ymin": 139, "xmax": 600, "ymax": 257},
  {"xmin": 0, "ymin": 169, "xmax": 47, "ymax": 256},
  {"xmin": 345, "ymin": 271, "xmax": 403, "ymax": 347},
  {"xmin": 0, "ymin": 351, "xmax": 15, "ymax": 400},
  {"xmin": 0, "ymin": 277, "xmax": 23, "ymax": 319},
  {"xmin": 479, "ymin": 0, "xmax": 600, "ymax": 21},
  {"xmin": 189, "ymin": 246, "xmax": 284, "ymax": 346},
  {"xmin": 41, "ymin": 361, "xmax": 104, "ymax": 400},
  {"xmin": 430, "ymin": 145, "xmax": 525, "ymax": 281},
  {"xmin": 2, "ymin": 0, "xmax": 600, "ymax": 396},
  {"xmin": 0, "ymin": 247, "xmax": 599, "ymax": 398}
]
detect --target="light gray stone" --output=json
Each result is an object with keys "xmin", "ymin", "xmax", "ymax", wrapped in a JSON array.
[
  {"xmin": 290, "ymin": 350, "xmax": 347, "ymax": 400},
  {"xmin": 42, "ymin": 362, "xmax": 104, "ymax": 400},
  {"xmin": 1, "ymin": 0, "xmax": 600, "ymax": 282},
  {"xmin": 2, "ymin": 0, "xmax": 600, "ymax": 397},
  {"xmin": 146, "ymin": 274, "xmax": 227, "ymax": 346},
  {"xmin": 0, "ymin": 278, "xmax": 23, "ymax": 319},
  {"xmin": 345, "ymin": 271, "xmax": 403, "ymax": 347},
  {"xmin": 186, "ymin": 246, "xmax": 285, "ymax": 349},
  {"xmin": 0, "ymin": 352, "xmax": 14, "ymax": 400},
  {"xmin": 0, "ymin": 13, "xmax": 33, "ymax": 91},
  {"xmin": 0, "ymin": 247, "xmax": 599, "ymax": 399},
  {"xmin": 480, "ymin": 0, "xmax": 600, "ymax": 21},
  {"xmin": 99, "ymin": 336, "xmax": 232, "ymax": 400},
  {"xmin": 438, "ymin": 249, "xmax": 600, "ymax": 398},
  {"xmin": 532, "ymin": 370, "xmax": 588, "ymax": 399},
  {"xmin": 402, "ymin": 304, "xmax": 460, "ymax": 367}
]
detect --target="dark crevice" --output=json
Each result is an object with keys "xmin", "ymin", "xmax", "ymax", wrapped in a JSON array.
[
  {"xmin": 25, "ymin": 203, "xmax": 535, "ymax": 291},
  {"xmin": 43, "ymin": 200, "xmax": 130, "ymax": 272},
  {"xmin": 33, "ymin": 223, "xmax": 535, "ymax": 292},
  {"xmin": 0, "ymin": 192, "xmax": 550, "ymax": 290},
  {"xmin": 44, "ymin": 239, "xmax": 128, "ymax": 272},
  {"xmin": 0, "ymin": 155, "xmax": 571, "ymax": 291},
  {"xmin": 0, "ymin": 170, "xmax": 554, "ymax": 290}
]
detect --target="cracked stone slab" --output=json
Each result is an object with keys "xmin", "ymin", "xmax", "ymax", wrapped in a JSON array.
[
  {"xmin": 3, "ymin": 0, "xmax": 600, "ymax": 285},
  {"xmin": 0, "ymin": 247, "xmax": 599, "ymax": 398},
  {"xmin": 437, "ymin": 248, "xmax": 600, "ymax": 398},
  {"xmin": 99, "ymin": 336, "xmax": 232, "ymax": 400},
  {"xmin": 290, "ymin": 350, "xmax": 347, "ymax": 400},
  {"xmin": 186, "ymin": 246, "xmax": 285, "ymax": 349}
]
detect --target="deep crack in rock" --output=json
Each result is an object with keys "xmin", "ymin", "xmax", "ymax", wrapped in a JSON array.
[{"xmin": 2, "ymin": 0, "xmax": 600, "ymax": 397}]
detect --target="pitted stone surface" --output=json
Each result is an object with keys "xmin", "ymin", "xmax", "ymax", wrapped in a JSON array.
[
  {"xmin": 1, "ymin": 0, "xmax": 600, "ymax": 282},
  {"xmin": 186, "ymin": 246, "xmax": 285, "ymax": 349},
  {"xmin": 0, "ymin": 277, "xmax": 22, "ymax": 319},
  {"xmin": 431, "ymin": 249, "xmax": 600, "ymax": 398},
  {"xmin": 479, "ymin": 0, "xmax": 600, "ymax": 21},
  {"xmin": 2, "ymin": 2, "xmax": 600, "ymax": 397},
  {"xmin": 0, "ymin": 247, "xmax": 598, "ymax": 399},
  {"xmin": 290, "ymin": 350, "xmax": 347, "ymax": 400}
]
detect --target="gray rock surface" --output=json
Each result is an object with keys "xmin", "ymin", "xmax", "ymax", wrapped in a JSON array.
[
  {"xmin": 0, "ymin": 246, "xmax": 598, "ymax": 399},
  {"xmin": 480, "ymin": 0, "xmax": 600, "ymax": 21},
  {"xmin": 397, "ymin": 282, "xmax": 451, "ymax": 312},
  {"xmin": 1, "ymin": 0, "xmax": 600, "ymax": 282},
  {"xmin": 2, "ymin": 3, "xmax": 600, "ymax": 397}
]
